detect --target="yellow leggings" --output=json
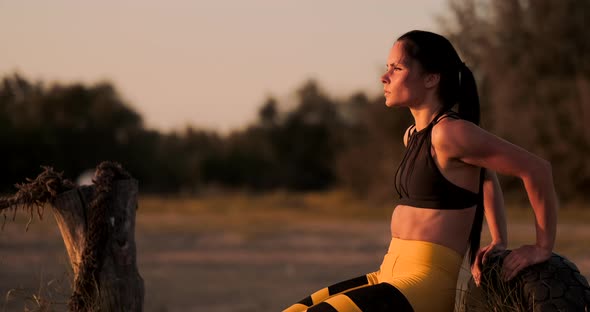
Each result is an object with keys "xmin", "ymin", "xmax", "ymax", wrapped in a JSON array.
[{"xmin": 283, "ymin": 238, "xmax": 463, "ymax": 312}]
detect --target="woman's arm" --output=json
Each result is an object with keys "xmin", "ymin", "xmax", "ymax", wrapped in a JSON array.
[
  {"xmin": 432, "ymin": 119, "xmax": 558, "ymax": 281},
  {"xmin": 472, "ymin": 170, "xmax": 508, "ymax": 285},
  {"xmin": 482, "ymin": 170, "xmax": 508, "ymax": 247}
]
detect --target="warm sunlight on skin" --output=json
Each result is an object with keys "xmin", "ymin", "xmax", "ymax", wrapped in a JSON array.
[
  {"xmin": 0, "ymin": 0, "xmax": 447, "ymax": 132},
  {"xmin": 381, "ymin": 42, "xmax": 429, "ymax": 108}
]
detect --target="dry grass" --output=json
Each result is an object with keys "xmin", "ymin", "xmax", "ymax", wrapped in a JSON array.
[
  {"xmin": 139, "ymin": 190, "xmax": 393, "ymax": 218},
  {"xmin": 1, "ymin": 191, "xmax": 588, "ymax": 311}
]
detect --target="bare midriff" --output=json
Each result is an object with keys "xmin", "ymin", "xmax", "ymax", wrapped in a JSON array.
[{"xmin": 390, "ymin": 204, "xmax": 476, "ymax": 256}]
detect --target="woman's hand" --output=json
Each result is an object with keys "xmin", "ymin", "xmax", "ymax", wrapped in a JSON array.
[
  {"xmin": 472, "ymin": 242, "xmax": 506, "ymax": 286},
  {"xmin": 502, "ymin": 244, "xmax": 552, "ymax": 281}
]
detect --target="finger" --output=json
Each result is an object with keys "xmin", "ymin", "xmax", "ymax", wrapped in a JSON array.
[
  {"xmin": 471, "ymin": 265, "xmax": 481, "ymax": 285},
  {"xmin": 502, "ymin": 254, "xmax": 521, "ymax": 280},
  {"xmin": 506, "ymin": 261, "xmax": 526, "ymax": 281},
  {"xmin": 503, "ymin": 249, "xmax": 523, "ymax": 267},
  {"xmin": 503, "ymin": 256, "xmax": 526, "ymax": 281},
  {"xmin": 503, "ymin": 255, "xmax": 520, "ymax": 273},
  {"xmin": 474, "ymin": 249, "xmax": 485, "ymax": 270},
  {"xmin": 479, "ymin": 246, "xmax": 490, "ymax": 264},
  {"xmin": 471, "ymin": 263, "xmax": 480, "ymax": 276},
  {"xmin": 471, "ymin": 269, "xmax": 481, "ymax": 286}
]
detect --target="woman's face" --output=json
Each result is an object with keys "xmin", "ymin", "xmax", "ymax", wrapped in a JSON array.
[{"xmin": 381, "ymin": 41, "xmax": 427, "ymax": 108}]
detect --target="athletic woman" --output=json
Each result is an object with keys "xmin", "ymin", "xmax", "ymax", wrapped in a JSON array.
[{"xmin": 283, "ymin": 30, "xmax": 558, "ymax": 312}]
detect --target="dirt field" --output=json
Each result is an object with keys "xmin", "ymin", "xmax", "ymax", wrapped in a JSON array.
[{"xmin": 1, "ymin": 194, "xmax": 589, "ymax": 311}]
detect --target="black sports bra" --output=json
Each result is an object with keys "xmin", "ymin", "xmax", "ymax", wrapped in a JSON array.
[{"xmin": 394, "ymin": 111, "xmax": 481, "ymax": 209}]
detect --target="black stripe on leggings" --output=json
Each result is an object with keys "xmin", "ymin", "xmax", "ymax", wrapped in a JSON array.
[
  {"xmin": 344, "ymin": 283, "xmax": 414, "ymax": 312},
  {"xmin": 327, "ymin": 275, "xmax": 369, "ymax": 295},
  {"xmin": 307, "ymin": 302, "xmax": 339, "ymax": 312},
  {"xmin": 298, "ymin": 296, "xmax": 313, "ymax": 307}
]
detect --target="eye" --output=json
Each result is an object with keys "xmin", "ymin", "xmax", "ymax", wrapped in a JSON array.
[{"xmin": 394, "ymin": 67, "xmax": 402, "ymax": 71}]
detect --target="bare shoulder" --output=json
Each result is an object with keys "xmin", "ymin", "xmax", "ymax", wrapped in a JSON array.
[
  {"xmin": 431, "ymin": 117, "xmax": 481, "ymax": 155},
  {"xmin": 431, "ymin": 116, "xmax": 549, "ymax": 178},
  {"xmin": 430, "ymin": 116, "xmax": 505, "ymax": 161}
]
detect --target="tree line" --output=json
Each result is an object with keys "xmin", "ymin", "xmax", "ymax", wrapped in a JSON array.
[
  {"xmin": 0, "ymin": 75, "xmax": 408, "ymax": 198},
  {"xmin": 1, "ymin": 0, "xmax": 587, "ymax": 202}
]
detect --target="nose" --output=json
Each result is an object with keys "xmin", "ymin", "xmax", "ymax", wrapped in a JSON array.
[{"xmin": 381, "ymin": 71, "xmax": 390, "ymax": 84}]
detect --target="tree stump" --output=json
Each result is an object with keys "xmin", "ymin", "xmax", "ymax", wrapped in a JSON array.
[
  {"xmin": 54, "ymin": 180, "xmax": 144, "ymax": 311},
  {"xmin": 0, "ymin": 162, "xmax": 145, "ymax": 311}
]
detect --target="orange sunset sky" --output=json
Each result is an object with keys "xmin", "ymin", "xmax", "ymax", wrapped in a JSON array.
[{"xmin": 0, "ymin": 0, "xmax": 448, "ymax": 133}]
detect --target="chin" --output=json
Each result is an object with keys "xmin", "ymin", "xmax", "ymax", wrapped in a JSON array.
[{"xmin": 385, "ymin": 100, "xmax": 404, "ymax": 108}]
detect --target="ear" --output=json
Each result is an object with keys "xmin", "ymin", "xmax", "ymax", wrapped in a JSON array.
[{"xmin": 424, "ymin": 73, "xmax": 440, "ymax": 89}]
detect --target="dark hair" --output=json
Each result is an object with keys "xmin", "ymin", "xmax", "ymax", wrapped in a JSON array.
[
  {"xmin": 397, "ymin": 30, "xmax": 480, "ymax": 125},
  {"xmin": 397, "ymin": 30, "xmax": 483, "ymax": 266}
]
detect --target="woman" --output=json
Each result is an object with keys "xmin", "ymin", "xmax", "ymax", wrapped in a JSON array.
[{"xmin": 283, "ymin": 30, "xmax": 558, "ymax": 312}]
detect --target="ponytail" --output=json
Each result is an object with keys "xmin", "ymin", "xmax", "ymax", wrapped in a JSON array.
[
  {"xmin": 468, "ymin": 167, "xmax": 485, "ymax": 266},
  {"xmin": 457, "ymin": 63, "xmax": 481, "ymax": 126},
  {"xmin": 457, "ymin": 63, "xmax": 484, "ymax": 267}
]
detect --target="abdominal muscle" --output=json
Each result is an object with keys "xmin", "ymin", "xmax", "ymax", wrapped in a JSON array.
[{"xmin": 390, "ymin": 204, "xmax": 477, "ymax": 256}]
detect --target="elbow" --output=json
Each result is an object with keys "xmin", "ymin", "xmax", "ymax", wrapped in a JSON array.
[
  {"xmin": 522, "ymin": 157, "xmax": 553, "ymax": 184},
  {"xmin": 539, "ymin": 158, "xmax": 553, "ymax": 179}
]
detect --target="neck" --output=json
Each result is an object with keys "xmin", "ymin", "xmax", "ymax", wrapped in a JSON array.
[{"xmin": 409, "ymin": 101, "xmax": 444, "ymax": 131}]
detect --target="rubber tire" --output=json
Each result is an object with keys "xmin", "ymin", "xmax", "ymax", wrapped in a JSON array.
[{"xmin": 465, "ymin": 251, "xmax": 590, "ymax": 311}]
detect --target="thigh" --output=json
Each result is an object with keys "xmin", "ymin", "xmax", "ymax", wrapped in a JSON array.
[
  {"xmin": 284, "ymin": 274, "xmax": 379, "ymax": 312},
  {"xmin": 308, "ymin": 283, "xmax": 414, "ymax": 312}
]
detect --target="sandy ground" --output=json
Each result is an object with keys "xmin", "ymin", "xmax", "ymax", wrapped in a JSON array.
[{"xmin": 1, "ymin": 209, "xmax": 589, "ymax": 312}]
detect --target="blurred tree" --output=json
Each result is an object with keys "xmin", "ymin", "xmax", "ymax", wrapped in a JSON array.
[
  {"xmin": 200, "ymin": 126, "xmax": 277, "ymax": 190},
  {"xmin": 259, "ymin": 97, "xmax": 279, "ymax": 128},
  {"xmin": 335, "ymin": 91, "xmax": 413, "ymax": 201},
  {"xmin": 441, "ymin": 0, "xmax": 590, "ymax": 201},
  {"xmin": 202, "ymin": 80, "xmax": 351, "ymax": 191},
  {"xmin": 271, "ymin": 80, "xmax": 343, "ymax": 190},
  {"xmin": 0, "ymin": 74, "xmax": 147, "ymax": 191}
]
